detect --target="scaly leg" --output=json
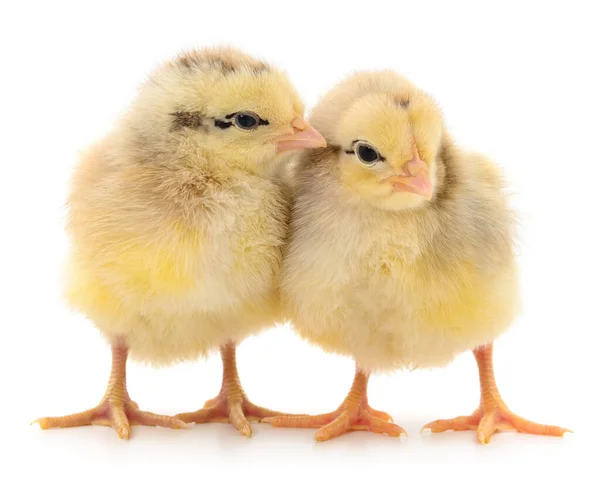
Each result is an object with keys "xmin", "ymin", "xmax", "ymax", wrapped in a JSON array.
[
  {"xmin": 264, "ymin": 365, "xmax": 406, "ymax": 442},
  {"xmin": 176, "ymin": 342, "xmax": 284, "ymax": 437},
  {"xmin": 33, "ymin": 340, "xmax": 186, "ymax": 439},
  {"xmin": 422, "ymin": 343, "xmax": 571, "ymax": 444}
]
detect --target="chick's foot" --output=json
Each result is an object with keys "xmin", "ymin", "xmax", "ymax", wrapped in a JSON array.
[
  {"xmin": 422, "ymin": 404, "xmax": 570, "ymax": 445},
  {"xmin": 264, "ymin": 368, "xmax": 406, "ymax": 442},
  {"xmin": 34, "ymin": 396, "xmax": 185, "ymax": 440},
  {"xmin": 422, "ymin": 344, "xmax": 571, "ymax": 444},
  {"xmin": 33, "ymin": 342, "xmax": 186, "ymax": 439},
  {"xmin": 176, "ymin": 342, "xmax": 284, "ymax": 437}
]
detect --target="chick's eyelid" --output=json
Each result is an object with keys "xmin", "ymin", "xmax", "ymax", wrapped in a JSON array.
[
  {"xmin": 346, "ymin": 139, "xmax": 367, "ymax": 154},
  {"xmin": 350, "ymin": 140, "xmax": 386, "ymax": 162},
  {"xmin": 225, "ymin": 112, "xmax": 270, "ymax": 126}
]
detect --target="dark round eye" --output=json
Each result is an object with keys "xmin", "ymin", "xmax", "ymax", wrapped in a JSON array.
[
  {"xmin": 355, "ymin": 142, "xmax": 380, "ymax": 165},
  {"xmin": 233, "ymin": 112, "xmax": 260, "ymax": 130}
]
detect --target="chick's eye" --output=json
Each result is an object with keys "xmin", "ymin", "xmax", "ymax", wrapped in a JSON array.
[
  {"xmin": 355, "ymin": 142, "xmax": 380, "ymax": 165},
  {"xmin": 234, "ymin": 112, "xmax": 260, "ymax": 130}
]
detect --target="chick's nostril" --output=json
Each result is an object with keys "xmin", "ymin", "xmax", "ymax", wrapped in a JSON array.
[
  {"xmin": 407, "ymin": 163, "xmax": 420, "ymax": 176},
  {"xmin": 405, "ymin": 156, "xmax": 428, "ymax": 176},
  {"xmin": 291, "ymin": 115, "xmax": 306, "ymax": 131}
]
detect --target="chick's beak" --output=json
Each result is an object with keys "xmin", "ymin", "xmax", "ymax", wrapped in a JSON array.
[
  {"xmin": 275, "ymin": 116, "xmax": 327, "ymax": 153},
  {"xmin": 385, "ymin": 148, "xmax": 433, "ymax": 199}
]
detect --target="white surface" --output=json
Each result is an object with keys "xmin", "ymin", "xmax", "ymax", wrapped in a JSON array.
[{"xmin": 1, "ymin": 1, "xmax": 597, "ymax": 480}]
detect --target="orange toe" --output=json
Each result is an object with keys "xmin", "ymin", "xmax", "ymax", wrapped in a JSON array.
[
  {"xmin": 264, "ymin": 369, "xmax": 405, "ymax": 442},
  {"xmin": 177, "ymin": 342, "xmax": 287, "ymax": 437},
  {"xmin": 34, "ymin": 399, "xmax": 186, "ymax": 440},
  {"xmin": 176, "ymin": 395, "xmax": 284, "ymax": 437},
  {"xmin": 33, "ymin": 341, "xmax": 186, "ymax": 439},
  {"xmin": 423, "ymin": 405, "xmax": 570, "ymax": 444},
  {"xmin": 425, "ymin": 344, "xmax": 572, "ymax": 444},
  {"xmin": 364, "ymin": 403, "xmax": 394, "ymax": 423},
  {"xmin": 264, "ymin": 406, "xmax": 406, "ymax": 442}
]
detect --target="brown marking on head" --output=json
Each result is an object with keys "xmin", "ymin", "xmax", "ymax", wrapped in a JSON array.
[
  {"xmin": 174, "ymin": 48, "xmax": 270, "ymax": 76},
  {"xmin": 395, "ymin": 97, "xmax": 410, "ymax": 109},
  {"xmin": 170, "ymin": 111, "xmax": 206, "ymax": 131}
]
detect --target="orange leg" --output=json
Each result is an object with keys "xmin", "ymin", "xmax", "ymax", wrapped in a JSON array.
[
  {"xmin": 176, "ymin": 342, "xmax": 284, "ymax": 437},
  {"xmin": 422, "ymin": 343, "xmax": 571, "ymax": 444},
  {"xmin": 33, "ymin": 340, "xmax": 186, "ymax": 439},
  {"xmin": 263, "ymin": 366, "xmax": 406, "ymax": 442}
]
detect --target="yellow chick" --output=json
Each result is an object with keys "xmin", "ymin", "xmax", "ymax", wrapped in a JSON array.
[
  {"xmin": 34, "ymin": 46, "xmax": 326, "ymax": 439},
  {"xmin": 264, "ymin": 71, "xmax": 569, "ymax": 443}
]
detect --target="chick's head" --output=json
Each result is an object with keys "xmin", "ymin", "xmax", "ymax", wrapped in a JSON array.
[
  {"xmin": 124, "ymin": 46, "xmax": 326, "ymax": 176},
  {"xmin": 310, "ymin": 71, "xmax": 444, "ymax": 210}
]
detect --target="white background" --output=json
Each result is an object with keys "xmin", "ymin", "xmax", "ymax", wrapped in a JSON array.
[{"xmin": 1, "ymin": 1, "xmax": 598, "ymax": 480}]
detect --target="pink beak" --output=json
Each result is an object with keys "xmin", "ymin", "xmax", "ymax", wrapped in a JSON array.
[
  {"xmin": 384, "ymin": 147, "xmax": 433, "ymax": 199},
  {"xmin": 275, "ymin": 116, "xmax": 327, "ymax": 153}
]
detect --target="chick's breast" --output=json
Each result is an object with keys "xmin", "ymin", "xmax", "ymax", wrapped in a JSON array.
[
  {"xmin": 65, "ymin": 144, "xmax": 288, "ymax": 365},
  {"xmin": 282, "ymin": 150, "xmax": 518, "ymax": 372}
]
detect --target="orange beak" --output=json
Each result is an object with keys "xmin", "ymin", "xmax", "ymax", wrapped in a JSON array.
[
  {"xmin": 275, "ymin": 116, "xmax": 327, "ymax": 153},
  {"xmin": 384, "ymin": 148, "xmax": 433, "ymax": 199}
]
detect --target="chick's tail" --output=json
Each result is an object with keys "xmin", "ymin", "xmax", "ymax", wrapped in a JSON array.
[
  {"xmin": 422, "ymin": 343, "xmax": 572, "ymax": 444},
  {"xmin": 33, "ymin": 340, "xmax": 187, "ymax": 439}
]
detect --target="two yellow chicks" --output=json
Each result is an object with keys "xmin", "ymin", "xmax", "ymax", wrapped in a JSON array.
[{"xmin": 35, "ymin": 46, "xmax": 569, "ymax": 444}]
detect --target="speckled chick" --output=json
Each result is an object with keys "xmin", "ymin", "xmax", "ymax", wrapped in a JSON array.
[{"xmin": 34, "ymin": 46, "xmax": 326, "ymax": 439}]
